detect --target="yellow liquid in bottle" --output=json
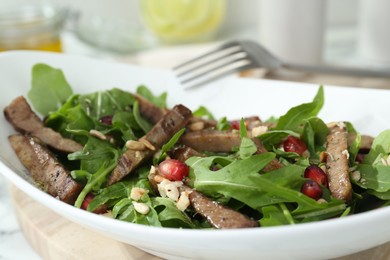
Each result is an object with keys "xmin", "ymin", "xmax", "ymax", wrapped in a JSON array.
[
  {"xmin": 141, "ymin": 0, "xmax": 225, "ymax": 44},
  {"xmin": 0, "ymin": 38, "xmax": 62, "ymax": 52},
  {"xmin": 0, "ymin": 5, "xmax": 65, "ymax": 53}
]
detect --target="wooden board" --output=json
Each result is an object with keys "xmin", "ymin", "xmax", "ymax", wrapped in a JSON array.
[
  {"xmin": 9, "ymin": 185, "xmax": 160, "ymax": 260},
  {"xmin": 9, "ymin": 184, "xmax": 390, "ymax": 260}
]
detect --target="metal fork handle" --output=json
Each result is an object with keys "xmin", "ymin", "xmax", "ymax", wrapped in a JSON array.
[{"xmin": 283, "ymin": 62, "xmax": 390, "ymax": 78}]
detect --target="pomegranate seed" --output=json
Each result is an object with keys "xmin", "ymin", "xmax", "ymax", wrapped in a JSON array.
[
  {"xmin": 301, "ymin": 180, "xmax": 323, "ymax": 200},
  {"xmin": 283, "ymin": 135, "xmax": 307, "ymax": 155},
  {"xmin": 230, "ymin": 116, "xmax": 261, "ymax": 130},
  {"xmin": 230, "ymin": 120, "xmax": 241, "ymax": 130},
  {"xmin": 99, "ymin": 115, "xmax": 113, "ymax": 125},
  {"xmin": 158, "ymin": 159, "xmax": 189, "ymax": 181},
  {"xmin": 304, "ymin": 165, "xmax": 328, "ymax": 186}
]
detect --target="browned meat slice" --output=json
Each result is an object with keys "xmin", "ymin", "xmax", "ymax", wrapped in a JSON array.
[
  {"xmin": 180, "ymin": 129, "xmax": 283, "ymax": 172},
  {"xmin": 107, "ymin": 104, "xmax": 192, "ymax": 185},
  {"xmin": 180, "ymin": 129, "xmax": 242, "ymax": 152},
  {"xmin": 8, "ymin": 134, "xmax": 82, "ymax": 204},
  {"xmin": 4, "ymin": 96, "xmax": 83, "ymax": 153},
  {"xmin": 183, "ymin": 186, "xmax": 258, "ymax": 229},
  {"xmin": 325, "ymin": 123, "xmax": 352, "ymax": 201},
  {"xmin": 135, "ymin": 94, "xmax": 168, "ymax": 125},
  {"xmin": 168, "ymin": 146, "xmax": 204, "ymax": 162},
  {"xmin": 252, "ymin": 138, "xmax": 284, "ymax": 172}
]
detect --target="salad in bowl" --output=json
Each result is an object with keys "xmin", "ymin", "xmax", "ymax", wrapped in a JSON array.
[{"xmin": 4, "ymin": 63, "xmax": 390, "ymax": 230}]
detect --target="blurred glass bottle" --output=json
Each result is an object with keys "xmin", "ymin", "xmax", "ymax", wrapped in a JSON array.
[
  {"xmin": 140, "ymin": 0, "xmax": 225, "ymax": 44},
  {"xmin": 0, "ymin": 2, "xmax": 67, "ymax": 52}
]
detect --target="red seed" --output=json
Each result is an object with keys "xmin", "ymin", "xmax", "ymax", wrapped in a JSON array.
[
  {"xmin": 158, "ymin": 159, "xmax": 189, "ymax": 181},
  {"xmin": 301, "ymin": 180, "xmax": 323, "ymax": 200},
  {"xmin": 230, "ymin": 116, "xmax": 261, "ymax": 130},
  {"xmin": 230, "ymin": 120, "xmax": 241, "ymax": 130},
  {"xmin": 283, "ymin": 135, "xmax": 307, "ymax": 155},
  {"xmin": 99, "ymin": 115, "xmax": 113, "ymax": 125},
  {"xmin": 304, "ymin": 165, "xmax": 328, "ymax": 186}
]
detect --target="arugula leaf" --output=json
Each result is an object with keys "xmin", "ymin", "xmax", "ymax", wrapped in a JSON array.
[
  {"xmin": 258, "ymin": 130, "xmax": 299, "ymax": 151},
  {"xmin": 355, "ymin": 164, "xmax": 390, "ymax": 192},
  {"xmin": 187, "ymin": 155, "xmax": 346, "ymax": 222},
  {"xmin": 193, "ymin": 106, "xmax": 215, "ymax": 120},
  {"xmin": 238, "ymin": 137, "xmax": 257, "ymax": 160},
  {"xmin": 275, "ymin": 86, "xmax": 324, "ymax": 133},
  {"xmin": 69, "ymin": 135, "xmax": 121, "ymax": 208},
  {"xmin": 133, "ymin": 100, "xmax": 153, "ymax": 133},
  {"xmin": 152, "ymin": 197, "xmax": 195, "ymax": 228},
  {"xmin": 260, "ymin": 204, "xmax": 295, "ymax": 226},
  {"xmin": 45, "ymin": 95, "xmax": 95, "ymax": 144},
  {"xmin": 136, "ymin": 85, "xmax": 167, "ymax": 109},
  {"xmin": 28, "ymin": 63, "xmax": 73, "ymax": 115},
  {"xmin": 78, "ymin": 88, "xmax": 136, "ymax": 120},
  {"xmin": 216, "ymin": 117, "xmax": 230, "ymax": 131},
  {"xmin": 88, "ymin": 181, "xmax": 131, "ymax": 211},
  {"xmin": 363, "ymin": 130, "xmax": 390, "ymax": 165},
  {"xmin": 154, "ymin": 128, "xmax": 186, "ymax": 164},
  {"xmin": 301, "ymin": 117, "xmax": 329, "ymax": 158},
  {"xmin": 346, "ymin": 122, "xmax": 361, "ymax": 165}
]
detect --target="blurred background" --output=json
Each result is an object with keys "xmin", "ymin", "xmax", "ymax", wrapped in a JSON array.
[{"xmin": 0, "ymin": 0, "xmax": 389, "ymax": 72}]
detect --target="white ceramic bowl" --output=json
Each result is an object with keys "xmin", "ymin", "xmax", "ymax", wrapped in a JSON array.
[{"xmin": 1, "ymin": 51, "xmax": 390, "ymax": 260}]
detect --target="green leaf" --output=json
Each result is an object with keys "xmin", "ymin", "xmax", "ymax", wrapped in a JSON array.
[
  {"xmin": 364, "ymin": 130, "xmax": 390, "ymax": 165},
  {"xmin": 154, "ymin": 128, "xmax": 186, "ymax": 164},
  {"xmin": 216, "ymin": 117, "xmax": 230, "ymax": 131},
  {"xmin": 133, "ymin": 101, "xmax": 152, "ymax": 133},
  {"xmin": 136, "ymin": 85, "xmax": 167, "ymax": 109},
  {"xmin": 346, "ymin": 122, "xmax": 360, "ymax": 165},
  {"xmin": 78, "ymin": 88, "xmax": 136, "ymax": 121},
  {"xmin": 193, "ymin": 106, "xmax": 214, "ymax": 120},
  {"xmin": 258, "ymin": 130, "xmax": 299, "ymax": 151},
  {"xmin": 275, "ymin": 86, "xmax": 324, "ymax": 133},
  {"xmin": 301, "ymin": 117, "xmax": 329, "ymax": 158},
  {"xmin": 69, "ymin": 135, "xmax": 121, "ymax": 208},
  {"xmin": 355, "ymin": 164, "xmax": 390, "ymax": 192},
  {"xmin": 260, "ymin": 204, "xmax": 295, "ymax": 227},
  {"xmin": 152, "ymin": 197, "xmax": 195, "ymax": 228},
  {"xmin": 28, "ymin": 63, "xmax": 73, "ymax": 115},
  {"xmin": 187, "ymin": 155, "xmax": 346, "ymax": 221},
  {"xmin": 238, "ymin": 137, "xmax": 257, "ymax": 160},
  {"xmin": 88, "ymin": 181, "xmax": 131, "ymax": 212},
  {"xmin": 239, "ymin": 118, "xmax": 247, "ymax": 138}
]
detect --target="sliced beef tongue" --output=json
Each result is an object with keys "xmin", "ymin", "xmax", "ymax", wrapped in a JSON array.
[
  {"xmin": 180, "ymin": 129, "xmax": 283, "ymax": 172},
  {"xmin": 8, "ymin": 134, "xmax": 82, "ymax": 204},
  {"xmin": 325, "ymin": 122, "xmax": 352, "ymax": 201},
  {"xmin": 4, "ymin": 96, "xmax": 83, "ymax": 153},
  {"xmin": 135, "ymin": 94, "xmax": 168, "ymax": 125},
  {"xmin": 168, "ymin": 146, "xmax": 204, "ymax": 162},
  {"xmin": 107, "ymin": 104, "xmax": 192, "ymax": 185},
  {"xmin": 182, "ymin": 186, "xmax": 259, "ymax": 229}
]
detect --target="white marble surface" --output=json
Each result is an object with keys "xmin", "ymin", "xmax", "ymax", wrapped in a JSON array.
[{"xmin": 0, "ymin": 174, "xmax": 41, "ymax": 260}]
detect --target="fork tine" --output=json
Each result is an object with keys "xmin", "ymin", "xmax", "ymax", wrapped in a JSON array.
[
  {"xmin": 180, "ymin": 55, "xmax": 251, "ymax": 84},
  {"xmin": 176, "ymin": 49, "xmax": 247, "ymax": 77},
  {"xmin": 177, "ymin": 53, "xmax": 249, "ymax": 81},
  {"xmin": 180, "ymin": 61, "xmax": 253, "ymax": 89},
  {"xmin": 173, "ymin": 41, "xmax": 242, "ymax": 70}
]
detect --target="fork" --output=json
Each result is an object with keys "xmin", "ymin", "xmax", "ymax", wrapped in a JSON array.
[{"xmin": 173, "ymin": 40, "xmax": 390, "ymax": 89}]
